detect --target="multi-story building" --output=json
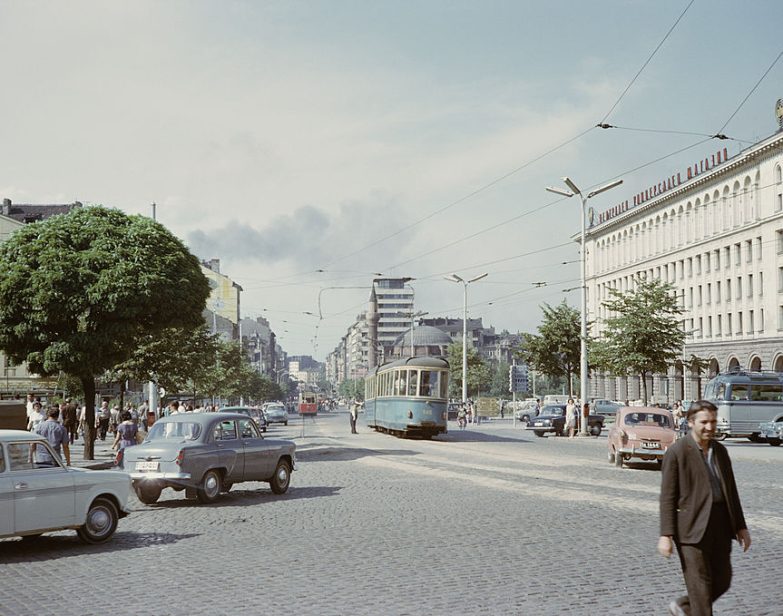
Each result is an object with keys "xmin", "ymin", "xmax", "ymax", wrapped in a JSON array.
[
  {"xmin": 240, "ymin": 316, "xmax": 278, "ymax": 377},
  {"xmin": 373, "ymin": 277, "xmax": 414, "ymax": 357},
  {"xmin": 585, "ymin": 126, "xmax": 783, "ymax": 403},
  {"xmin": 201, "ymin": 259, "xmax": 242, "ymax": 341}
]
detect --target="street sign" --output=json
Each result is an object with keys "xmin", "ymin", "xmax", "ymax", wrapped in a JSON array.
[{"xmin": 509, "ymin": 364, "xmax": 529, "ymax": 393}]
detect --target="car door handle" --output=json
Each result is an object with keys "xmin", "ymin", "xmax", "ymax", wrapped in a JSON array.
[{"xmin": 14, "ymin": 482, "xmax": 28, "ymax": 490}]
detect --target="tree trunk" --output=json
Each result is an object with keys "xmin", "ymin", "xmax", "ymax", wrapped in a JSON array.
[
  {"xmin": 81, "ymin": 376, "xmax": 96, "ymax": 460},
  {"xmin": 640, "ymin": 371, "xmax": 648, "ymax": 406}
]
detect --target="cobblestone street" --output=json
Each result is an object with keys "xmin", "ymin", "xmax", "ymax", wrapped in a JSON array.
[{"xmin": 1, "ymin": 411, "xmax": 781, "ymax": 616}]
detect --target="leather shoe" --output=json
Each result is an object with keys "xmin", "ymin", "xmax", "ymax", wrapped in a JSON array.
[{"xmin": 668, "ymin": 598, "xmax": 688, "ymax": 616}]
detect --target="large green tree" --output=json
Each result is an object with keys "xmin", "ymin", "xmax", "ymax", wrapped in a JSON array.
[
  {"xmin": 0, "ymin": 207, "xmax": 210, "ymax": 458},
  {"xmin": 517, "ymin": 301, "xmax": 581, "ymax": 397},
  {"xmin": 591, "ymin": 276, "xmax": 685, "ymax": 405},
  {"xmin": 446, "ymin": 342, "xmax": 490, "ymax": 399}
]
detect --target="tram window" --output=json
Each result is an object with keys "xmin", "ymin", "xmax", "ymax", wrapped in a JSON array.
[
  {"xmin": 407, "ymin": 371, "xmax": 419, "ymax": 396},
  {"xmin": 750, "ymin": 384, "xmax": 783, "ymax": 401},
  {"xmin": 419, "ymin": 370, "xmax": 439, "ymax": 397},
  {"xmin": 394, "ymin": 370, "xmax": 407, "ymax": 396},
  {"xmin": 440, "ymin": 372, "xmax": 449, "ymax": 398},
  {"xmin": 729, "ymin": 385, "xmax": 749, "ymax": 401}
]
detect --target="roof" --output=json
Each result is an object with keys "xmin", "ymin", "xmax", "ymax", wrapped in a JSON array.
[
  {"xmin": 0, "ymin": 429, "xmax": 46, "ymax": 442},
  {"xmin": 1, "ymin": 202, "xmax": 82, "ymax": 224},
  {"xmin": 393, "ymin": 325, "xmax": 453, "ymax": 348},
  {"xmin": 156, "ymin": 413, "xmax": 246, "ymax": 424},
  {"xmin": 370, "ymin": 355, "xmax": 450, "ymax": 376}
]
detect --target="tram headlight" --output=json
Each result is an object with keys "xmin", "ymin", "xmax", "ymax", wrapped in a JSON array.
[{"xmin": 407, "ymin": 410, "xmax": 413, "ymax": 419}]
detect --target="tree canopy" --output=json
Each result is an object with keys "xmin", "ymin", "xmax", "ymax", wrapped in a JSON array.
[
  {"xmin": 591, "ymin": 276, "xmax": 685, "ymax": 404},
  {"xmin": 517, "ymin": 301, "xmax": 581, "ymax": 396},
  {"xmin": 0, "ymin": 206, "xmax": 211, "ymax": 456},
  {"xmin": 446, "ymin": 342, "xmax": 490, "ymax": 399}
]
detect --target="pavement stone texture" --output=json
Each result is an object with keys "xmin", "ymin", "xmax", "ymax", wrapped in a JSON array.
[{"xmin": 1, "ymin": 411, "xmax": 781, "ymax": 616}]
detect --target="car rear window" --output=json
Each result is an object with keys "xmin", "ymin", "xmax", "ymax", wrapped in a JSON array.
[
  {"xmin": 623, "ymin": 412, "xmax": 671, "ymax": 428},
  {"xmin": 147, "ymin": 422, "xmax": 201, "ymax": 441}
]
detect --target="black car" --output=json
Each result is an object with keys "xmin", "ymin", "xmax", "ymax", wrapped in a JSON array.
[
  {"xmin": 219, "ymin": 406, "xmax": 267, "ymax": 432},
  {"xmin": 525, "ymin": 404, "xmax": 604, "ymax": 437}
]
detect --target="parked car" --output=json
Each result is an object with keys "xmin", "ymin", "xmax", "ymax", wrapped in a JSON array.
[
  {"xmin": 525, "ymin": 404, "xmax": 604, "ymax": 437},
  {"xmin": 592, "ymin": 399, "xmax": 623, "ymax": 417},
  {"xmin": 220, "ymin": 406, "xmax": 267, "ymax": 432},
  {"xmin": 264, "ymin": 403, "xmax": 289, "ymax": 426},
  {"xmin": 607, "ymin": 407, "xmax": 676, "ymax": 468},
  {"xmin": 759, "ymin": 420, "xmax": 783, "ymax": 446},
  {"xmin": 0, "ymin": 429, "xmax": 131, "ymax": 543},
  {"xmin": 117, "ymin": 413, "xmax": 295, "ymax": 505}
]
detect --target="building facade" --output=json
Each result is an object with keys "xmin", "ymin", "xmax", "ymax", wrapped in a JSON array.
[
  {"xmin": 586, "ymin": 129, "xmax": 783, "ymax": 403},
  {"xmin": 373, "ymin": 277, "xmax": 414, "ymax": 357},
  {"xmin": 201, "ymin": 259, "xmax": 242, "ymax": 341}
]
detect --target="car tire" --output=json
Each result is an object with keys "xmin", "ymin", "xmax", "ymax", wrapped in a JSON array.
[
  {"xmin": 77, "ymin": 497, "xmax": 119, "ymax": 544},
  {"xmin": 284, "ymin": 421, "xmax": 288, "ymax": 426},
  {"xmin": 533, "ymin": 430, "xmax": 545, "ymax": 438},
  {"xmin": 656, "ymin": 459, "xmax": 663, "ymax": 469},
  {"xmin": 135, "ymin": 483, "xmax": 162, "ymax": 505},
  {"xmin": 590, "ymin": 424, "xmax": 602, "ymax": 437},
  {"xmin": 197, "ymin": 469, "xmax": 222, "ymax": 504},
  {"xmin": 768, "ymin": 438, "xmax": 781, "ymax": 447},
  {"xmin": 614, "ymin": 450, "xmax": 623, "ymax": 468},
  {"xmin": 713, "ymin": 433, "xmax": 727, "ymax": 441},
  {"xmin": 221, "ymin": 482, "xmax": 233, "ymax": 493},
  {"xmin": 607, "ymin": 451, "xmax": 615, "ymax": 464},
  {"xmin": 748, "ymin": 433, "xmax": 762, "ymax": 443},
  {"xmin": 269, "ymin": 459, "xmax": 291, "ymax": 494}
]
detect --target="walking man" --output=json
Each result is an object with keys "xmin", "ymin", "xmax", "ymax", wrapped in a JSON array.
[
  {"xmin": 34, "ymin": 406, "xmax": 71, "ymax": 466},
  {"xmin": 658, "ymin": 400, "xmax": 751, "ymax": 615},
  {"xmin": 349, "ymin": 401, "xmax": 359, "ymax": 434}
]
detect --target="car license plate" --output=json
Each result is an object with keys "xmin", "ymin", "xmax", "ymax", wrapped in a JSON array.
[
  {"xmin": 534, "ymin": 422, "xmax": 543, "ymax": 426},
  {"xmin": 642, "ymin": 442, "xmax": 661, "ymax": 449},
  {"xmin": 135, "ymin": 461, "xmax": 159, "ymax": 471}
]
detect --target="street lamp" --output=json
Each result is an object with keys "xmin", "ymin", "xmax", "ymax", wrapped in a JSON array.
[
  {"xmin": 546, "ymin": 176, "xmax": 622, "ymax": 435},
  {"xmin": 444, "ymin": 273, "xmax": 488, "ymax": 404}
]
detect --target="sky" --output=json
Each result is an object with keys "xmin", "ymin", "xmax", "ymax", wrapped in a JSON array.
[{"xmin": 2, "ymin": 0, "xmax": 782, "ymax": 359}]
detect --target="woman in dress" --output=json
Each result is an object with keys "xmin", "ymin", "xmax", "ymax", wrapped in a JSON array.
[
  {"xmin": 113, "ymin": 410, "xmax": 138, "ymax": 452},
  {"xmin": 565, "ymin": 398, "xmax": 577, "ymax": 438}
]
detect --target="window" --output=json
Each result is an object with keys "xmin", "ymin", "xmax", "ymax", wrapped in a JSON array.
[
  {"xmin": 698, "ymin": 317, "xmax": 703, "ymax": 338},
  {"xmin": 750, "ymin": 384, "xmax": 783, "ymax": 401},
  {"xmin": 707, "ymin": 316, "xmax": 712, "ymax": 337},
  {"xmin": 407, "ymin": 370, "xmax": 419, "ymax": 396},
  {"xmin": 747, "ymin": 274, "xmax": 753, "ymax": 297},
  {"xmin": 705, "ymin": 252, "xmax": 710, "ymax": 273},
  {"xmin": 706, "ymin": 283, "xmax": 712, "ymax": 304},
  {"xmin": 213, "ymin": 420, "xmax": 238, "ymax": 441},
  {"xmin": 760, "ymin": 272, "xmax": 764, "ymax": 296},
  {"xmin": 239, "ymin": 419, "xmax": 260, "ymax": 439},
  {"xmin": 777, "ymin": 230, "xmax": 783, "ymax": 254},
  {"xmin": 746, "ymin": 239, "xmax": 753, "ymax": 262},
  {"xmin": 714, "ymin": 249, "xmax": 720, "ymax": 270},
  {"xmin": 737, "ymin": 277, "xmax": 743, "ymax": 298},
  {"xmin": 716, "ymin": 281, "xmax": 721, "ymax": 304},
  {"xmin": 749, "ymin": 310, "xmax": 755, "ymax": 333},
  {"xmin": 697, "ymin": 285, "xmax": 703, "ymax": 306},
  {"xmin": 724, "ymin": 246, "xmax": 731, "ymax": 266},
  {"xmin": 717, "ymin": 314, "xmax": 722, "ymax": 336},
  {"xmin": 419, "ymin": 370, "xmax": 442, "ymax": 398},
  {"xmin": 734, "ymin": 243, "xmax": 741, "ymax": 266},
  {"xmin": 756, "ymin": 236, "xmax": 762, "ymax": 260},
  {"xmin": 778, "ymin": 267, "xmax": 783, "ymax": 293},
  {"xmin": 727, "ymin": 312, "xmax": 733, "ymax": 335},
  {"xmin": 737, "ymin": 311, "xmax": 743, "ymax": 335},
  {"xmin": 730, "ymin": 384, "xmax": 750, "ymax": 401},
  {"xmin": 687, "ymin": 258, "xmax": 693, "ymax": 277},
  {"xmin": 726, "ymin": 279, "xmax": 732, "ymax": 301},
  {"xmin": 6, "ymin": 442, "xmax": 62, "ymax": 471},
  {"xmin": 0, "ymin": 445, "xmax": 3, "ymax": 472},
  {"xmin": 760, "ymin": 308, "xmax": 765, "ymax": 332},
  {"xmin": 688, "ymin": 287, "xmax": 693, "ymax": 308},
  {"xmin": 679, "ymin": 260, "xmax": 684, "ymax": 280},
  {"xmin": 695, "ymin": 255, "xmax": 701, "ymax": 275}
]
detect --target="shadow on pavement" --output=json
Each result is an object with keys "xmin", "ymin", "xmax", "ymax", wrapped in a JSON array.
[
  {"xmin": 296, "ymin": 447, "xmax": 419, "ymax": 463},
  {"xmin": 148, "ymin": 485, "xmax": 343, "ymax": 509},
  {"xmin": 438, "ymin": 431, "xmax": 530, "ymax": 444},
  {"xmin": 0, "ymin": 531, "xmax": 198, "ymax": 563}
]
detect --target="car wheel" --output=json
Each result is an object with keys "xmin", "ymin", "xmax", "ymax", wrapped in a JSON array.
[
  {"xmin": 262, "ymin": 427, "xmax": 267, "ymax": 433},
  {"xmin": 656, "ymin": 459, "xmax": 663, "ymax": 469},
  {"xmin": 768, "ymin": 438, "xmax": 781, "ymax": 447},
  {"xmin": 197, "ymin": 469, "xmax": 222, "ymax": 504},
  {"xmin": 284, "ymin": 421, "xmax": 288, "ymax": 426},
  {"xmin": 269, "ymin": 459, "xmax": 291, "ymax": 494},
  {"xmin": 135, "ymin": 483, "xmax": 162, "ymax": 505},
  {"xmin": 533, "ymin": 430, "xmax": 545, "ymax": 438},
  {"xmin": 748, "ymin": 433, "xmax": 762, "ymax": 443},
  {"xmin": 590, "ymin": 424, "xmax": 602, "ymax": 436},
  {"xmin": 614, "ymin": 450, "xmax": 623, "ymax": 468},
  {"xmin": 221, "ymin": 482, "xmax": 233, "ymax": 493},
  {"xmin": 607, "ymin": 450, "xmax": 615, "ymax": 464},
  {"xmin": 77, "ymin": 497, "xmax": 119, "ymax": 544}
]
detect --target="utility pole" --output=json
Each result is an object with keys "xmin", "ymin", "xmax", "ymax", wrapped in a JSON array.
[{"xmin": 147, "ymin": 202, "xmax": 158, "ymax": 416}]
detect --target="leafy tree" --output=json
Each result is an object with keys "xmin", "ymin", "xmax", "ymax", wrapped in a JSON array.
[
  {"xmin": 591, "ymin": 276, "xmax": 685, "ymax": 405},
  {"xmin": 338, "ymin": 378, "xmax": 365, "ymax": 401},
  {"xmin": 446, "ymin": 342, "xmax": 490, "ymax": 399},
  {"xmin": 0, "ymin": 207, "xmax": 210, "ymax": 458},
  {"xmin": 517, "ymin": 301, "xmax": 581, "ymax": 396},
  {"xmin": 489, "ymin": 360, "xmax": 512, "ymax": 397}
]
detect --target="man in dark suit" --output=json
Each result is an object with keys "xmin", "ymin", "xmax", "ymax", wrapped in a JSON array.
[{"xmin": 658, "ymin": 400, "xmax": 751, "ymax": 616}]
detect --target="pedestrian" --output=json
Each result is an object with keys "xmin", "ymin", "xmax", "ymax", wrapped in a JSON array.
[
  {"xmin": 349, "ymin": 401, "xmax": 359, "ymax": 434},
  {"xmin": 27, "ymin": 401, "xmax": 45, "ymax": 432},
  {"xmin": 457, "ymin": 405, "xmax": 467, "ymax": 430},
  {"xmin": 60, "ymin": 399, "xmax": 78, "ymax": 445},
  {"xmin": 168, "ymin": 400, "xmax": 180, "ymax": 415},
  {"xmin": 565, "ymin": 398, "xmax": 577, "ymax": 438},
  {"xmin": 658, "ymin": 400, "xmax": 751, "ymax": 616},
  {"xmin": 25, "ymin": 393, "xmax": 36, "ymax": 422},
  {"xmin": 97, "ymin": 401, "xmax": 111, "ymax": 440},
  {"xmin": 534, "ymin": 398, "xmax": 541, "ymax": 417},
  {"xmin": 34, "ymin": 406, "xmax": 71, "ymax": 466},
  {"xmin": 113, "ymin": 410, "xmax": 139, "ymax": 452},
  {"xmin": 110, "ymin": 405, "xmax": 120, "ymax": 434},
  {"xmin": 499, "ymin": 399, "xmax": 505, "ymax": 419}
]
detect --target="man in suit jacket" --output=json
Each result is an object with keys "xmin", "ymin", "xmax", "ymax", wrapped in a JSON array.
[{"xmin": 658, "ymin": 400, "xmax": 751, "ymax": 616}]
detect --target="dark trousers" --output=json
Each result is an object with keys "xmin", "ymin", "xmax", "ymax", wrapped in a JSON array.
[
  {"xmin": 349, "ymin": 415, "xmax": 357, "ymax": 434},
  {"xmin": 676, "ymin": 502, "xmax": 733, "ymax": 616},
  {"xmin": 99, "ymin": 417, "xmax": 109, "ymax": 440},
  {"xmin": 65, "ymin": 423, "xmax": 78, "ymax": 444}
]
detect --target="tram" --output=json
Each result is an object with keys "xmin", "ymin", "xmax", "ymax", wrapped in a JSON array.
[
  {"xmin": 299, "ymin": 391, "xmax": 318, "ymax": 415},
  {"xmin": 364, "ymin": 356, "xmax": 449, "ymax": 439}
]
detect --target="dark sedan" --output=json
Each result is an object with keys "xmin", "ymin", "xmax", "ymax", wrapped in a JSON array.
[
  {"xmin": 117, "ymin": 413, "xmax": 295, "ymax": 505},
  {"xmin": 220, "ymin": 405, "xmax": 267, "ymax": 432},
  {"xmin": 525, "ymin": 404, "xmax": 604, "ymax": 437}
]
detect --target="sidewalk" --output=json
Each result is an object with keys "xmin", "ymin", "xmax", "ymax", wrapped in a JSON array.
[{"xmin": 68, "ymin": 434, "xmax": 118, "ymax": 470}]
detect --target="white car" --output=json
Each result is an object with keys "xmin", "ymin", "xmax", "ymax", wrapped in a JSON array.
[{"xmin": 0, "ymin": 430, "xmax": 131, "ymax": 543}]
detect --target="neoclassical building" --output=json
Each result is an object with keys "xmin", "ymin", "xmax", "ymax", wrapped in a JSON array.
[{"xmin": 585, "ymin": 127, "xmax": 783, "ymax": 403}]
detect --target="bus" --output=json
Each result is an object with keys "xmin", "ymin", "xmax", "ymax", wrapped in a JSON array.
[
  {"xmin": 364, "ymin": 356, "xmax": 449, "ymax": 439},
  {"xmin": 703, "ymin": 370, "xmax": 783, "ymax": 440}
]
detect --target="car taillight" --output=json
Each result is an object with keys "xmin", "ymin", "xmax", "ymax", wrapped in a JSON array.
[{"xmin": 176, "ymin": 450, "xmax": 185, "ymax": 466}]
